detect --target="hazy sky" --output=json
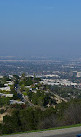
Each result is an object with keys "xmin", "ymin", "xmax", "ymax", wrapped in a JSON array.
[{"xmin": 0, "ymin": 0, "xmax": 81, "ymax": 59}]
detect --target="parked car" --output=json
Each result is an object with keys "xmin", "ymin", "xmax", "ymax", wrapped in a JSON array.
[{"xmin": 76, "ymin": 134, "xmax": 81, "ymax": 137}]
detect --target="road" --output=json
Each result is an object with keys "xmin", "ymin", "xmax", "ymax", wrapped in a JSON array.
[
  {"xmin": 0, "ymin": 126, "xmax": 81, "ymax": 137},
  {"xmin": 16, "ymin": 85, "xmax": 35, "ymax": 106},
  {"xmin": 15, "ymin": 86, "xmax": 26, "ymax": 103}
]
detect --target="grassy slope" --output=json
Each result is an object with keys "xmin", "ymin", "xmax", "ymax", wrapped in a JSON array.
[{"xmin": 1, "ymin": 123, "xmax": 81, "ymax": 136}]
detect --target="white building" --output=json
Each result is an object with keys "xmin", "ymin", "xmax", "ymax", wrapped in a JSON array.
[
  {"xmin": 77, "ymin": 72, "xmax": 81, "ymax": 77},
  {"xmin": 10, "ymin": 100, "xmax": 25, "ymax": 105},
  {"xmin": 0, "ymin": 86, "xmax": 10, "ymax": 91},
  {"xmin": 0, "ymin": 93, "xmax": 13, "ymax": 97},
  {"xmin": 40, "ymin": 79, "xmax": 77, "ymax": 87}
]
